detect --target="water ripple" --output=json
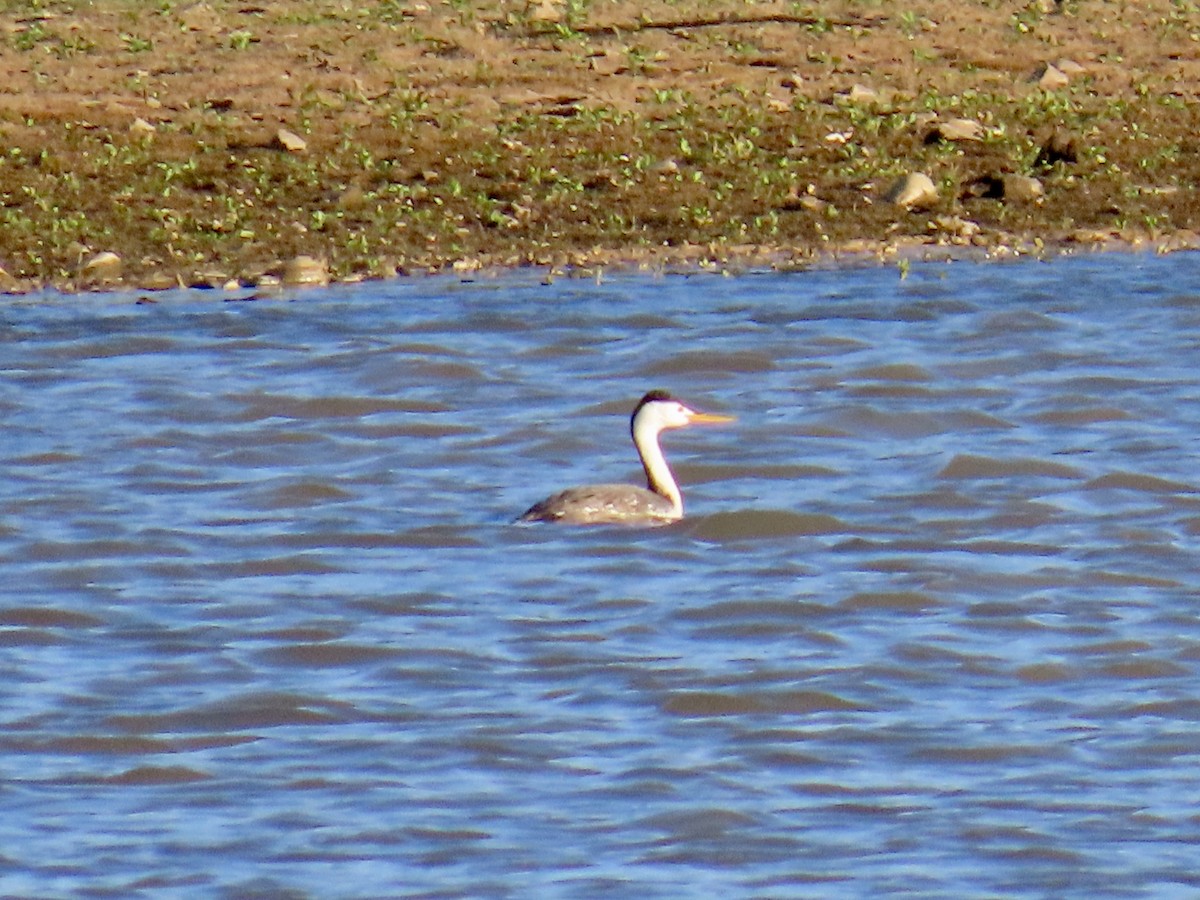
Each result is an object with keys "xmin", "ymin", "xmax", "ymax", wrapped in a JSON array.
[{"xmin": 3, "ymin": 255, "xmax": 1200, "ymax": 896}]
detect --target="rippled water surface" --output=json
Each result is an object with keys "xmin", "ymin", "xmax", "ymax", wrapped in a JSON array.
[{"xmin": 5, "ymin": 254, "xmax": 1200, "ymax": 897}]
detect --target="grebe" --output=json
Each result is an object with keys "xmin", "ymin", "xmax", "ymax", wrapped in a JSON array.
[{"xmin": 517, "ymin": 390, "xmax": 734, "ymax": 526}]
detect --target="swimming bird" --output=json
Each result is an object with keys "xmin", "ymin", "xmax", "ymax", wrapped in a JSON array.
[{"xmin": 517, "ymin": 390, "xmax": 734, "ymax": 526}]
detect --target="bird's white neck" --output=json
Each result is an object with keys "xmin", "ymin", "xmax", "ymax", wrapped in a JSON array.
[{"xmin": 633, "ymin": 416, "xmax": 682, "ymax": 517}]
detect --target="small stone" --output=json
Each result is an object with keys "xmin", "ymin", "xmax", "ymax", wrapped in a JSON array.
[
  {"xmin": 845, "ymin": 84, "xmax": 880, "ymax": 105},
  {"xmin": 273, "ymin": 128, "xmax": 307, "ymax": 153},
  {"xmin": 1067, "ymin": 228, "xmax": 1117, "ymax": 245},
  {"xmin": 281, "ymin": 255, "xmax": 329, "ymax": 287},
  {"xmin": 1035, "ymin": 128, "xmax": 1078, "ymax": 166},
  {"xmin": 884, "ymin": 172, "xmax": 938, "ymax": 209},
  {"xmin": 925, "ymin": 117, "xmax": 983, "ymax": 143},
  {"xmin": 1002, "ymin": 175, "xmax": 1045, "ymax": 202},
  {"xmin": 452, "ymin": 257, "xmax": 483, "ymax": 273},
  {"xmin": 931, "ymin": 216, "xmax": 980, "ymax": 239},
  {"xmin": 780, "ymin": 184, "xmax": 828, "ymax": 213},
  {"xmin": 964, "ymin": 174, "xmax": 1044, "ymax": 202},
  {"xmin": 1033, "ymin": 62, "xmax": 1070, "ymax": 89},
  {"xmin": 188, "ymin": 271, "xmax": 233, "ymax": 289},
  {"xmin": 136, "ymin": 271, "xmax": 179, "ymax": 291},
  {"xmin": 582, "ymin": 173, "xmax": 618, "ymax": 191},
  {"xmin": 526, "ymin": 0, "xmax": 564, "ymax": 23},
  {"xmin": 82, "ymin": 251, "xmax": 123, "ymax": 281},
  {"xmin": 0, "ymin": 265, "xmax": 21, "ymax": 293},
  {"xmin": 1055, "ymin": 58, "xmax": 1086, "ymax": 76}
]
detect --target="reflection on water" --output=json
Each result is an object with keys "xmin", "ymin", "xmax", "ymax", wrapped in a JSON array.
[{"xmin": 3, "ymin": 254, "xmax": 1200, "ymax": 896}]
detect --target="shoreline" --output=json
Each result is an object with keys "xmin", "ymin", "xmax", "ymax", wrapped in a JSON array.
[
  {"xmin": 3, "ymin": 1, "xmax": 1199, "ymax": 294},
  {"xmin": 18, "ymin": 233, "xmax": 1200, "ymax": 300},
  {"xmin": 5, "ymin": 228, "xmax": 1200, "ymax": 297}
]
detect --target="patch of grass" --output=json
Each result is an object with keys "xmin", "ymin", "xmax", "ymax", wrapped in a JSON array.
[{"xmin": 120, "ymin": 32, "xmax": 153, "ymax": 53}]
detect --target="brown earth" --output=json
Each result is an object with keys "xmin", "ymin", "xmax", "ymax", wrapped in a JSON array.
[{"xmin": 1, "ymin": 0, "xmax": 1200, "ymax": 291}]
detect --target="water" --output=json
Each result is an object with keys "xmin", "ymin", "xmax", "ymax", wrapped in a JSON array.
[{"xmin": 3, "ymin": 253, "xmax": 1200, "ymax": 897}]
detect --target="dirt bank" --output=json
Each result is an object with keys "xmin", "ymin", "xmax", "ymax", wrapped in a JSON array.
[{"xmin": 2, "ymin": 0, "xmax": 1199, "ymax": 291}]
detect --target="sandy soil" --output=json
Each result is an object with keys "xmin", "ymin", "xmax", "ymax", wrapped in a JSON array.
[{"xmin": 1, "ymin": 0, "xmax": 1199, "ymax": 290}]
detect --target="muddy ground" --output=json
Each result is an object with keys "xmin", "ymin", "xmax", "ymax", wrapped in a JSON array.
[{"xmin": 1, "ymin": 0, "xmax": 1199, "ymax": 291}]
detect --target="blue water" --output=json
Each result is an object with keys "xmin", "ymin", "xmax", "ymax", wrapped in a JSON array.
[{"xmin": 3, "ymin": 252, "xmax": 1200, "ymax": 897}]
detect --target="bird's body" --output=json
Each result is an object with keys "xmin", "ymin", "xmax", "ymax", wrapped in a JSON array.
[
  {"xmin": 517, "ymin": 390, "xmax": 733, "ymax": 526},
  {"xmin": 518, "ymin": 483, "xmax": 678, "ymax": 526}
]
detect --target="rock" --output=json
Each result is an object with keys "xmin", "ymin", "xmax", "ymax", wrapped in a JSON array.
[
  {"xmin": 281, "ymin": 254, "xmax": 329, "ymax": 286},
  {"xmin": 140, "ymin": 272, "xmax": 182, "ymax": 291},
  {"xmin": 1035, "ymin": 128, "xmax": 1078, "ymax": 167},
  {"xmin": 526, "ymin": 0, "xmax": 564, "ymax": 23},
  {"xmin": 272, "ymin": 128, "xmax": 307, "ymax": 153},
  {"xmin": 925, "ymin": 117, "xmax": 983, "ymax": 144},
  {"xmin": 884, "ymin": 172, "xmax": 938, "ymax": 209},
  {"xmin": 780, "ymin": 184, "xmax": 828, "ymax": 213},
  {"xmin": 964, "ymin": 174, "xmax": 1045, "ymax": 202},
  {"xmin": 188, "ymin": 271, "xmax": 234, "ymax": 289},
  {"xmin": 1067, "ymin": 228, "xmax": 1118, "ymax": 245},
  {"xmin": 930, "ymin": 215, "xmax": 981, "ymax": 240},
  {"xmin": 1002, "ymin": 174, "xmax": 1045, "ymax": 202},
  {"xmin": 1054, "ymin": 58, "xmax": 1086, "ymax": 76},
  {"xmin": 582, "ymin": 172, "xmax": 618, "ymax": 191},
  {"xmin": 1033, "ymin": 62, "xmax": 1070, "ymax": 89},
  {"xmin": 0, "ymin": 265, "xmax": 21, "ymax": 293},
  {"xmin": 82, "ymin": 251, "xmax": 123, "ymax": 282},
  {"xmin": 845, "ymin": 84, "xmax": 880, "ymax": 105}
]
